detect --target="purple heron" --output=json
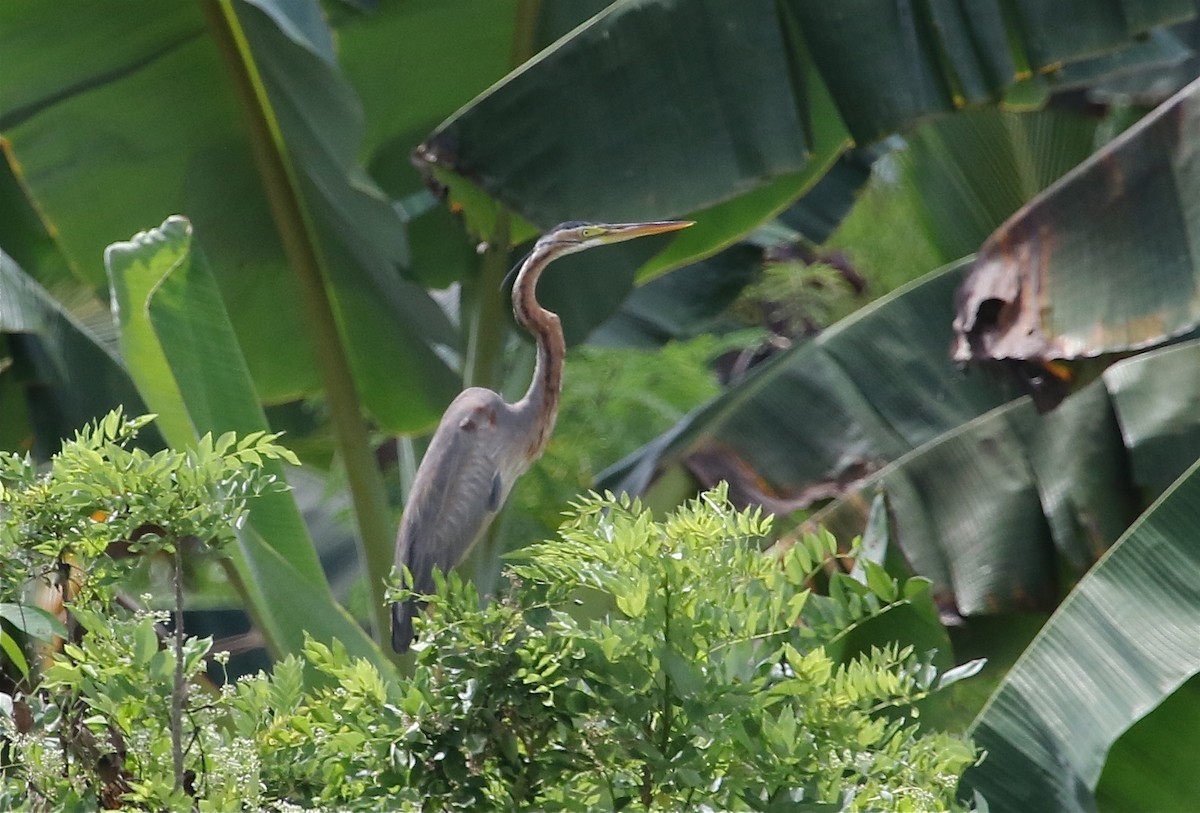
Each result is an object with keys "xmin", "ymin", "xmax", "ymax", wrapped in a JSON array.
[{"xmin": 392, "ymin": 220, "xmax": 694, "ymax": 652}]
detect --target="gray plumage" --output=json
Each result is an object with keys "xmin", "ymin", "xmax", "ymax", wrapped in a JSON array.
[
  {"xmin": 391, "ymin": 220, "xmax": 693, "ymax": 653},
  {"xmin": 391, "ymin": 388, "xmax": 536, "ymax": 651}
]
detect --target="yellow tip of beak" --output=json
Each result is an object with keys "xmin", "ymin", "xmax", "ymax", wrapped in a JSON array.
[{"xmin": 603, "ymin": 220, "xmax": 695, "ymax": 242}]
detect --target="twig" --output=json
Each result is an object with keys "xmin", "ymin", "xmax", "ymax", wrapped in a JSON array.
[{"xmin": 171, "ymin": 540, "xmax": 186, "ymax": 793}]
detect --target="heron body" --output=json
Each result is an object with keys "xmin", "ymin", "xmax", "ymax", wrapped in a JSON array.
[{"xmin": 391, "ymin": 220, "xmax": 693, "ymax": 652}]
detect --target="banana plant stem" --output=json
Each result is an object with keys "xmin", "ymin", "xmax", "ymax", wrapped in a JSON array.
[{"xmin": 202, "ymin": 0, "xmax": 393, "ymax": 645}]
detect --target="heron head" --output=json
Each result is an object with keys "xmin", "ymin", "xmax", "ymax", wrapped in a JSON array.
[
  {"xmin": 503, "ymin": 219, "xmax": 694, "ymax": 291},
  {"xmin": 538, "ymin": 219, "xmax": 695, "ymax": 255}
]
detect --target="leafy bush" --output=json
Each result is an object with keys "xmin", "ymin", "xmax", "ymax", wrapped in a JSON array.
[
  {"xmin": 392, "ymin": 488, "xmax": 980, "ymax": 811},
  {"xmin": 0, "ymin": 410, "xmax": 295, "ymax": 811},
  {"xmin": 0, "ymin": 412, "xmax": 979, "ymax": 811}
]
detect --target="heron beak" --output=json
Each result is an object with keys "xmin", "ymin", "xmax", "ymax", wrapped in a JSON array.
[{"xmin": 599, "ymin": 220, "xmax": 695, "ymax": 243}]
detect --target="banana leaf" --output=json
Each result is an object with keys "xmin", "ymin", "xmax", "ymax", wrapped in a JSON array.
[
  {"xmin": 105, "ymin": 215, "xmax": 393, "ymax": 675},
  {"xmin": 899, "ymin": 106, "xmax": 1100, "ymax": 262},
  {"xmin": 589, "ymin": 149, "xmax": 880, "ymax": 348},
  {"xmin": 600, "ymin": 259, "xmax": 1020, "ymax": 510},
  {"xmin": 0, "ymin": 143, "xmax": 74, "ymax": 293},
  {"xmin": 953, "ymin": 76, "xmax": 1200, "ymax": 364},
  {"xmin": 0, "ymin": 0, "xmax": 457, "ymax": 431},
  {"xmin": 1084, "ymin": 6, "xmax": 1200, "ymax": 104},
  {"xmin": 964, "ymin": 449, "xmax": 1200, "ymax": 811},
  {"xmin": 329, "ymin": 0, "xmax": 529, "ymax": 291},
  {"xmin": 418, "ymin": 0, "xmax": 1192, "ymax": 237},
  {"xmin": 0, "ymin": 250, "xmax": 149, "ymax": 456}
]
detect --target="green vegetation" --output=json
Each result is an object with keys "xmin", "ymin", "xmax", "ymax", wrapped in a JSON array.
[
  {"xmin": 0, "ymin": 411, "xmax": 296, "ymax": 811},
  {"xmin": 399, "ymin": 488, "xmax": 978, "ymax": 811},
  {"xmin": 3, "ymin": 2, "xmax": 1199, "ymax": 810},
  {"xmin": 0, "ymin": 417, "xmax": 977, "ymax": 811}
]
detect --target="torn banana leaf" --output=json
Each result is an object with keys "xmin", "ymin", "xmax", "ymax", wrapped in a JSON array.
[{"xmin": 952, "ymin": 76, "xmax": 1200, "ymax": 365}]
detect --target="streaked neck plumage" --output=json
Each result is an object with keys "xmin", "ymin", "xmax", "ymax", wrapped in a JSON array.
[{"xmin": 510, "ymin": 241, "xmax": 568, "ymax": 459}]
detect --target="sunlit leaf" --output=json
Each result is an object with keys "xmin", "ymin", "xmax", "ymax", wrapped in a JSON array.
[
  {"xmin": 0, "ymin": 602, "xmax": 68, "ymax": 642},
  {"xmin": 105, "ymin": 215, "xmax": 392, "ymax": 674}
]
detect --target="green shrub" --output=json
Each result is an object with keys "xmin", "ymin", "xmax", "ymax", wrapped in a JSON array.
[
  {"xmin": 0, "ymin": 412, "xmax": 979, "ymax": 811},
  {"xmin": 389, "ymin": 488, "xmax": 979, "ymax": 811},
  {"xmin": 0, "ymin": 409, "xmax": 294, "ymax": 811}
]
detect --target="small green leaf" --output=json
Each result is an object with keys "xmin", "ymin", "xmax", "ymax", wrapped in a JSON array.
[
  {"xmin": 133, "ymin": 618, "xmax": 160, "ymax": 665},
  {"xmin": 787, "ymin": 592, "xmax": 810, "ymax": 626},
  {"xmin": 0, "ymin": 603, "xmax": 69, "ymax": 642},
  {"xmin": 863, "ymin": 560, "xmax": 899, "ymax": 602},
  {"xmin": 148, "ymin": 649, "xmax": 174, "ymax": 683},
  {"xmin": 615, "ymin": 583, "xmax": 648, "ymax": 618},
  {"xmin": 0, "ymin": 631, "xmax": 30, "ymax": 678},
  {"xmin": 786, "ymin": 541, "xmax": 814, "ymax": 582},
  {"xmin": 938, "ymin": 658, "xmax": 987, "ymax": 690}
]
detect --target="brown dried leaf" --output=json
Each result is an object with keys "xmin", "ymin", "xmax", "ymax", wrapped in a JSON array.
[{"xmin": 952, "ymin": 76, "xmax": 1200, "ymax": 365}]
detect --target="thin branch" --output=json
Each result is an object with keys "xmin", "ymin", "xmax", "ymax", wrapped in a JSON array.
[
  {"xmin": 822, "ymin": 597, "xmax": 914, "ymax": 651},
  {"xmin": 171, "ymin": 541, "xmax": 186, "ymax": 793}
]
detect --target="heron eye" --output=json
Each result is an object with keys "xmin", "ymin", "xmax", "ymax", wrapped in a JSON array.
[{"xmin": 580, "ymin": 226, "xmax": 605, "ymax": 239}]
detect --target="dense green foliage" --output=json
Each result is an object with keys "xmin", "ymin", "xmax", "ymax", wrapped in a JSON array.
[
  {"xmin": 3, "ymin": 2, "xmax": 1197, "ymax": 810},
  {"xmin": 395, "ymin": 488, "xmax": 979, "ymax": 811},
  {"xmin": 0, "ymin": 410, "xmax": 296, "ymax": 810},
  {"xmin": 0, "ymin": 414, "xmax": 978, "ymax": 811},
  {"xmin": 2, "ymin": 410, "xmax": 293, "ymax": 553}
]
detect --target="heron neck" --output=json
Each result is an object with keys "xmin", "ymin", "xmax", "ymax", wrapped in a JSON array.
[{"xmin": 512, "ymin": 244, "xmax": 566, "ymax": 457}]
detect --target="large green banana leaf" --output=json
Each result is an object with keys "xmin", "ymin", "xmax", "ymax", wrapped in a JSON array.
[
  {"xmin": 899, "ymin": 106, "xmax": 1101, "ymax": 263},
  {"xmin": 964, "ymin": 450, "xmax": 1200, "ymax": 812},
  {"xmin": 327, "ymin": 0, "xmax": 531, "ymax": 291},
  {"xmin": 0, "ymin": 145, "xmax": 75, "ymax": 294},
  {"xmin": 601, "ymin": 259, "xmax": 1014, "ymax": 496},
  {"xmin": 418, "ymin": 0, "xmax": 1190, "ymax": 238},
  {"xmin": 0, "ymin": 0, "xmax": 457, "ymax": 431},
  {"xmin": 105, "ymin": 215, "xmax": 393, "ymax": 675},
  {"xmin": 599, "ymin": 68, "xmax": 1200, "ymax": 614},
  {"xmin": 810, "ymin": 339, "xmax": 1200, "ymax": 618},
  {"xmin": 0, "ymin": 250, "xmax": 149, "ymax": 455}
]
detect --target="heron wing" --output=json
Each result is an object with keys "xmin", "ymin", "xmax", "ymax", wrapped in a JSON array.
[{"xmin": 394, "ymin": 388, "xmax": 525, "ymax": 598}]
